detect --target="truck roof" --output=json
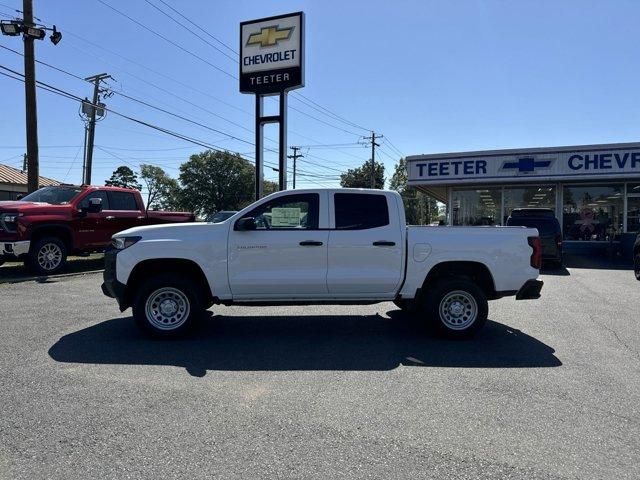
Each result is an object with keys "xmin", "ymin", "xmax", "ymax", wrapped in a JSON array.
[{"xmin": 48, "ymin": 184, "xmax": 142, "ymax": 194}]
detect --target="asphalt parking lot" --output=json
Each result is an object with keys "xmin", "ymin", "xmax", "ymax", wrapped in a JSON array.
[{"xmin": 0, "ymin": 266, "xmax": 638, "ymax": 479}]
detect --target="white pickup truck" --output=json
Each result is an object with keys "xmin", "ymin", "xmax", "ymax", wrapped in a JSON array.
[{"xmin": 102, "ymin": 189, "xmax": 543, "ymax": 338}]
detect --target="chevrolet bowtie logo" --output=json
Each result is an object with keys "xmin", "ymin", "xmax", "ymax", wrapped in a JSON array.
[
  {"xmin": 502, "ymin": 157, "xmax": 553, "ymax": 173},
  {"xmin": 247, "ymin": 25, "xmax": 294, "ymax": 48}
]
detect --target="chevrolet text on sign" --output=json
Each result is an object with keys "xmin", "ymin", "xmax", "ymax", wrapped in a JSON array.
[
  {"xmin": 407, "ymin": 145, "xmax": 640, "ymax": 185},
  {"xmin": 240, "ymin": 12, "xmax": 304, "ymax": 94}
]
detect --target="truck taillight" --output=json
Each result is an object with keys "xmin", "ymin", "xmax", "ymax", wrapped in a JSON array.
[{"xmin": 528, "ymin": 236, "xmax": 542, "ymax": 269}]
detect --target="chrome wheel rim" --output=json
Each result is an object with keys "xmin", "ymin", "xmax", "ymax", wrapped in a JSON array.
[
  {"xmin": 145, "ymin": 287, "xmax": 190, "ymax": 330},
  {"xmin": 439, "ymin": 290, "xmax": 478, "ymax": 330},
  {"xmin": 37, "ymin": 243, "xmax": 63, "ymax": 271}
]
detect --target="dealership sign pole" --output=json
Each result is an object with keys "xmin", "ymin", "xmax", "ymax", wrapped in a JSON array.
[{"xmin": 240, "ymin": 12, "xmax": 305, "ymax": 200}]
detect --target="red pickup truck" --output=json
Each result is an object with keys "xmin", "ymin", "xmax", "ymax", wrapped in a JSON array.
[{"xmin": 0, "ymin": 185, "xmax": 195, "ymax": 275}]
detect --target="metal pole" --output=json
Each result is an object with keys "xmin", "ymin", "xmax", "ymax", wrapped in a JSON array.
[
  {"xmin": 81, "ymin": 124, "xmax": 88, "ymax": 184},
  {"xmin": 370, "ymin": 131, "xmax": 375, "ymax": 189},
  {"xmin": 278, "ymin": 91, "xmax": 288, "ymax": 191},
  {"xmin": 23, "ymin": 0, "xmax": 39, "ymax": 193},
  {"xmin": 255, "ymin": 95, "xmax": 264, "ymax": 200}
]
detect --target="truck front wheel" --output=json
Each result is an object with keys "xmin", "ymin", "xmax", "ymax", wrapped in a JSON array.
[
  {"xmin": 422, "ymin": 278, "xmax": 488, "ymax": 339},
  {"xmin": 27, "ymin": 237, "xmax": 67, "ymax": 275},
  {"xmin": 634, "ymin": 253, "xmax": 640, "ymax": 281},
  {"xmin": 132, "ymin": 274, "xmax": 205, "ymax": 338}
]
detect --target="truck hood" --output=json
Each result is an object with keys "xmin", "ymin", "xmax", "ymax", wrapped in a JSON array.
[
  {"xmin": 0, "ymin": 201, "xmax": 70, "ymax": 214},
  {"xmin": 114, "ymin": 221, "xmax": 224, "ymax": 239}
]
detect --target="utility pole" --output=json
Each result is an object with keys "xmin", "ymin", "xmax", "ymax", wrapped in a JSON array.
[
  {"xmin": 287, "ymin": 146, "xmax": 303, "ymax": 189},
  {"xmin": 83, "ymin": 73, "xmax": 111, "ymax": 184},
  {"xmin": 361, "ymin": 131, "xmax": 383, "ymax": 188},
  {"xmin": 23, "ymin": 0, "xmax": 38, "ymax": 193},
  {"xmin": 1, "ymin": 1, "xmax": 62, "ymax": 191}
]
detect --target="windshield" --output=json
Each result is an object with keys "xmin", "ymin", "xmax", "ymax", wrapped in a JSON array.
[{"xmin": 20, "ymin": 186, "xmax": 82, "ymax": 205}]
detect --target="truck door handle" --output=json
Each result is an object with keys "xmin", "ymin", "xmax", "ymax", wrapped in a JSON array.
[
  {"xmin": 373, "ymin": 241, "xmax": 396, "ymax": 246},
  {"xmin": 299, "ymin": 240, "xmax": 323, "ymax": 246},
  {"xmin": 105, "ymin": 216, "xmax": 116, "ymax": 220}
]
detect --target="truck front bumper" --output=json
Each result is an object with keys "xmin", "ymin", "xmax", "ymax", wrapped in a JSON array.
[
  {"xmin": 1, "ymin": 240, "xmax": 30, "ymax": 258},
  {"xmin": 516, "ymin": 279, "xmax": 544, "ymax": 300},
  {"xmin": 101, "ymin": 248, "xmax": 129, "ymax": 311}
]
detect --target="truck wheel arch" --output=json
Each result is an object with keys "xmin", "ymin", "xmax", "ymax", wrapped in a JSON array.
[
  {"xmin": 126, "ymin": 258, "xmax": 214, "ymax": 308},
  {"xmin": 30, "ymin": 224, "xmax": 74, "ymax": 252},
  {"xmin": 421, "ymin": 261, "xmax": 497, "ymax": 300}
]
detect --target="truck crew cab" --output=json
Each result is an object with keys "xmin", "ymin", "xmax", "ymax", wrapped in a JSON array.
[{"xmin": 102, "ymin": 189, "xmax": 543, "ymax": 339}]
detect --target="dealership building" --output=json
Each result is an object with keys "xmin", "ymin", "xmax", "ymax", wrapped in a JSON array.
[{"xmin": 407, "ymin": 142, "xmax": 640, "ymax": 256}]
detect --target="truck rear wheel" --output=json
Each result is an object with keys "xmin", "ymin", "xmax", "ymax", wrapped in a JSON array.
[
  {"xmin": 27, "ymin": 237, "xmax": 67, "ymax": 275},
  {"xmin": 132, "ymin": 274, "xmax": 205, "ymax": 338},
  {"xmin": 634, "ymin": 253, "xmax": 640, "ymax": 281},
  {"xmin": 422, "ymin": 278, "xmax": 488, "ymax": 339}
]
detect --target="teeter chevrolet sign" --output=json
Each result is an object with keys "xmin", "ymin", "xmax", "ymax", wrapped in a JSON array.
[{"xmin": 240, "ymin": 12, "xmax": 304, "ymax": 94}]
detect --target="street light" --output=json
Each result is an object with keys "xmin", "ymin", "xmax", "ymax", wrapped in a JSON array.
[
  {"xmin": 24, "ymin": 25, "xmax": 45, "ymax": 40},
  {"xmin": 0, "ymin": 21, "xmax": 22, "ymax": 36},
  {"xmin": 0, "ymin": 20, "xmax": 61, "ymax": 44}
]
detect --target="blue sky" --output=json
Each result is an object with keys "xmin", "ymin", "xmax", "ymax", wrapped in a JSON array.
[{"xmin": 1, "ymin": 0, "xmax": 640, "ymax": 190}]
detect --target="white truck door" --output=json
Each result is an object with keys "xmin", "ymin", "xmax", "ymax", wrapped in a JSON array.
[
  {"xmin": 228, "ymin": 192, "xmax": 329, "ymax": 298},
  {"xmin": 327, "ymin": 192, "xmax": 404, "ymax": 295}
]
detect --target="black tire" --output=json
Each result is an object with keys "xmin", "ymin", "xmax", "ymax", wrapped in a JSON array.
[
  {"xmin": 27, "ymin": 236, "xmax": 67, "ymax": 275},
  {"xmin": 634, "ymin": 253, "xmax": 640, "ymax": 281},
  {"xmin": 132, "ymin": 273, "xmax": 205, "ymax": 338},
  {"xmin": 422, "ymin": 278, "xmax": 488, "ymax": 339}
]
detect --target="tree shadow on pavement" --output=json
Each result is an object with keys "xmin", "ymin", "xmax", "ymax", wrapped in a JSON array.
[{"xmin": 49, "ymin": 311, "xmax": 562, "ymax": 377}]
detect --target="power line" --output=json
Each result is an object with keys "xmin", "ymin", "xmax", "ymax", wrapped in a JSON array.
[
  {"xmin": 142, "ymin": 0, "xmax": 236, "ymax": 62},
  {"xmin": 96, "ymin": 0, "xmax": 236, "ymax": 80},
  {"xmin": 156, "ymin": 0, "xmax": 237, "ymax": 56}
]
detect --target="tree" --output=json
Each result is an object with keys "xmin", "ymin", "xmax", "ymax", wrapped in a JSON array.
[
  {"xmin": 178, "ymin": 150, "xmax": 255, "ymax": 217},
  {"xmin": 389, "ymin": 158, "xmax": 439, "ymax": 225},
  {"xmin": 105, "ymin": 166, "xmax": 141, "ymax": 190},
  {"xmin": 340, "ymin": 160, "xmax": 385, "ymax": 189},
  {"xmin": 140, "ymin": 164, "xmax": 180, "ymax": 212}
]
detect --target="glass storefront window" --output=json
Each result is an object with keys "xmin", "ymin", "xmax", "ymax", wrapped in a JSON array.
[
  {"xmin": 627, "ymin": 183, "xmax": 640, "ymax": 233},
  {"xmin": 452, "ymin": 188, "xmax": 501, "ymax": 226},
  {"xmin": 503, "ymin": 186, "xmax": 555, "ymax": 223},
  {"xmin": 562, "ymin": 185, "xmax": 624, "ymax": 241}
]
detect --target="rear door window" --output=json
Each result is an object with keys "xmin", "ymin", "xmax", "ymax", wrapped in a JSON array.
[
  {"xmin": 334, "ymin": 193, "xmax": 389, "ymax": 230},
  {"xmin": 107, "ymin": 191, "xmax": 139, "ymax": 211}
]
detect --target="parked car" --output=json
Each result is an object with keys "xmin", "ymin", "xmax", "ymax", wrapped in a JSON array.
[
  {"xmin": 206, "ymin": 211, "xmax": 238, "ymax": 223},
  {"xmin": 102, "ymin": 188, "xmax": 543, "ymax": 339},
  {"xmin": 0, "ymin": 185, "xmax": 195, "ymax": 275},
  {"xmin": 506, "ymin": 208, "xmax": 563, "ymax": 268},
  {"xmin": 634, "ymin": 233, "xmax": 640, "ymax": 280}
]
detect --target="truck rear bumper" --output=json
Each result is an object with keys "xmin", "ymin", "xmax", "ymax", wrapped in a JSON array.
[
  {"xmin": 516, "ymin": 279, "xmax": 543, "ymax": 300},
  {"xmin": 101, "ymin": 248, "xmax": 129, "ymax": 311},
  {"xmin": 1, "ymin": 240, "xmax": 30, "ymax": 258}
]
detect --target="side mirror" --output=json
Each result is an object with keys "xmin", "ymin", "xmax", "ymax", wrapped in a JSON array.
[
  {"xmin": 83, "ymin": 197, "xmax": 103, "ymax": 214},
  {"xmin": 235, "ymin": 217, "xmax": 256, "ymax": 231},
  {"xmin": 16, "ymin": 193, "xmax": 24, "ymax": 200}
]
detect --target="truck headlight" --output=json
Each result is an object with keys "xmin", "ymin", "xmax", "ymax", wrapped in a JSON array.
[
  {"xmin": 112, "ymin": 236, "xmax": 141, "ymax": 250},
  {"xmin": 4, "ymin": 214, "xmax": 18, "ymax": 223}
]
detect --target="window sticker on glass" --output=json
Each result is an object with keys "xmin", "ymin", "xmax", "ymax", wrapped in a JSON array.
[{"xmin": 271, "ymin": 207, "xmax": 301, "ymax": 227}]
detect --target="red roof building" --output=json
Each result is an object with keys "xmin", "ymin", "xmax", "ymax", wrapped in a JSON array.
[{"xmin": 0, "ymin": 164, "xmax": 60, "ymax": 201}]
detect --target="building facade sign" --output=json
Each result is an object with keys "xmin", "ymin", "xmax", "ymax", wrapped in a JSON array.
[
  {"xmin": 407, "ymin": 145, "xmax": 640, "ymax": 186},
  {"xmin": 240, "ymin": 12, "xmax": 304, "ymax": 95}
]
